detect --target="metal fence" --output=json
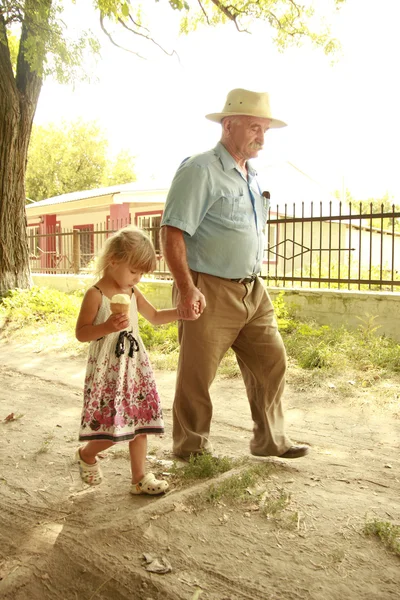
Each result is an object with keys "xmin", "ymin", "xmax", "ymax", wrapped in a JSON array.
[
  {"xmin": 264, "ymin": 202, "xmax": 400, "ymax": 291},
  {"xmin": 28, "ymin": 202, "xmax": 400, "ymax": 291},
  {"xmin": 28, "ymin": 220, "xmax": 171, "ymax": 279}
]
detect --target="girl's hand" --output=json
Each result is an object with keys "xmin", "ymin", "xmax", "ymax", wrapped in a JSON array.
[
  {"xmin": 177, "ymin": 286, "xmax": 206, "ymax": 320},
  {"xmin": 181, "ymin": 311, "xmax": 201, "ymax": 321},
  {"xmin": 104, "ymin": 313, "xmax": 130, "ymax": 333},
  {"xmin": 180, "ymin": 301, "xmax": 201, "ymax": 320}
]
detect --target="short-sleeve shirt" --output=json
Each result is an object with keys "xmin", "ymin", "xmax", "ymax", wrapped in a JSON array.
[{"xmin": 161, "ymin": 142, "xmax": 269, "ymax": 279}]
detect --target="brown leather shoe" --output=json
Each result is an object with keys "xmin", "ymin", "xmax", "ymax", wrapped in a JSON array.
[{"xmin": 279, "ymin": 445, "xmax": 310, "ymax": 459}]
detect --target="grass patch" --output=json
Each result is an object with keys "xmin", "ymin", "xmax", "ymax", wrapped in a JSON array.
[
  {"xmin": 206, "ymin": 466, "xmax": 267, "ymax": 505},
  {"xmin": 170, "ymin": 456, "xmax": 276, "ymax": 506},
  {"xmin": 171, "ymin": 457, "xmax": 294, "ymax": 525},
  {"xmin": 260, "ymin": 488, "xmax": 291, "ymax": 517},
  {"xmin": 169, "ymin": 453, "xmax": 236, "ymax": 482},
  {"xmin": 364, "ymin": 519, "xmax": 400, "ymax": 556}
]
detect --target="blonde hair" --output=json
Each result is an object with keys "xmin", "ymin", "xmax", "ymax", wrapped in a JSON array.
[{"xmin": 96, "ymin": 225, "xmax": 157, "ymax": 276}]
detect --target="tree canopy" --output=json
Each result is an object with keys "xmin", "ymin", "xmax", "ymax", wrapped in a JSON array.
[
  {"xmin": 1, "ymin": 1, "xmax": 344, "ymax": 86},
  {"xmin": 25, "ymin": 119, "xmax": 136, "ymax": 201}
]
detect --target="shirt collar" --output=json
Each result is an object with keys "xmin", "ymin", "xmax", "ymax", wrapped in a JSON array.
[{"xmin": 214, "ymin": 142, "xmax": 257, "ymax": 178}]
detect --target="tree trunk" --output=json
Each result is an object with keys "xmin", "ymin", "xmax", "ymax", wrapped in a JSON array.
[
  {"xmin": 0, "ymin": 97, "xmax": 33, "ymax": 294},
  {"xmin": 0, "ymin": 8, "xmax": 46, "ymax": 296}
]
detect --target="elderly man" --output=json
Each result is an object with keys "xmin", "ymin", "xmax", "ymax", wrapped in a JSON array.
[{"xmin": 160, "ymin": 88, "xmax": 309, "ymax": 460}]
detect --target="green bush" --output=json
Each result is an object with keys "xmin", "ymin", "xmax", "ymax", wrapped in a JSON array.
[
  {"xmin": 138, "ymin": 315, "xmax": 179, "ymax": 353},
  {"xmin": 364, "ymin": 519, "xmax": 400, "ymax": 556},
  {"xmin": 282, "ymin": 317, "xmax": 400, "ymax": 373},
  {"xmin": 272, "ymin": 291, "xmax": 297, "ymax": 332},
  {"xmin": 1, "ymin": 286, "xmax": 80, "ymax": 325}
]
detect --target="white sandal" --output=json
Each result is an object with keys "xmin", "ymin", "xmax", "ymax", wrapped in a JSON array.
[
  {"xmin": 130, "ymin": 472, "xmax": 169, "ymax": 495},
  {"xmin": 75, "ymin": 448, "xmax": 103, "ymax": 486}
]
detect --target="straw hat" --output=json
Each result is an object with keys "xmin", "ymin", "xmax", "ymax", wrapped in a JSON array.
[{"xmin": 206, "ymin": 88, "xmax": 287, "ymax": 128}]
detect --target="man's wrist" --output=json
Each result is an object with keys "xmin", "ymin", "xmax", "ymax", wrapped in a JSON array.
[
  {"xmin": 175, "ymin": 276, "xmax": 195, "ymax": 295},
  {"xmin": 178, "ymin": 285, "xmax": 196, "ymax": 298}
]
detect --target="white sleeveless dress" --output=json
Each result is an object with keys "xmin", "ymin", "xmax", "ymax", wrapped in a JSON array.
[{"xmin": 78, "ymin": 287, "xmax": 164, "ymax": 443}]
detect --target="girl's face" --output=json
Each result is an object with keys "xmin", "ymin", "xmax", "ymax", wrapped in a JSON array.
[{"xmin": 109, "ymin": 260, "xmax": 143, "ymax": 290}]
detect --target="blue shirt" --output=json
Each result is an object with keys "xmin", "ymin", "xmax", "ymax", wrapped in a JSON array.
[{"xmin": 161, "ymin": 142, "xmax": 270, "ymax": 279}]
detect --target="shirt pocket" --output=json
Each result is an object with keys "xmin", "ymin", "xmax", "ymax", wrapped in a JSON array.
[{"xmin": 219, "ymin": 193, "xmax": 252, "ymax": 229}]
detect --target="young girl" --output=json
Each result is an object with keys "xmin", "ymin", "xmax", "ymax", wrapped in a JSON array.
[{"xmin": 75, "ymin": 225, "xmax": 196, "ymax": 495}]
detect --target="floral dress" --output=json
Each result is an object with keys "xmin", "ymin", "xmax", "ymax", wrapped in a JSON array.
[{"xmin": 79, "ymin": 287, "xmax": 164, "ymax": 443}]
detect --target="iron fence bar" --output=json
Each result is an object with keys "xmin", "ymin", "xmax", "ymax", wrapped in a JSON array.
[
  {"xmin": 267, "ymin": 211, "xmax": 400, "ymax": 224},
  {"xmin": 274, "ymin": 203, "xmax": 278, "ymax": 285},
  {"xmin": 291, "ymin": 202, "xmax": 296, "ymax": 287},
  {"xmin": 369, "ymin": 203, "xmax": 373, "ymax": 290},
  {"xmin": 328, "ymin": 201, "xmax": 332, "ymax": 289},
  {"xmin": 318, "ymin": 202, "xmax": 323, "ymax": 288},
  {"xmin": 380, "ymin": 204, "xmax": 384, "ymax": 290},
  {"xmin": 347, "ymin": 203, "xmax": 352, "ymax": 290},
  {"xmin": 309, "ymin": 201, "xmax": 313, "ymax": 288},
  {"xmin": 261, "ymin": 276, "xmax": 400, "ymax": 286},
  {"xmin": 358, "ymin": 203, "xmax": 362, "ymax": 291},
  {"xmin": 300, "ymin": 202, "xmax": 304, "ymax": 288},
  {"xmin": 338, "ymin": 201, "xmax": 342, "ymax": 289},
  {"xmin": 283, "ymin": 203, "xmax": 287, "ymax": 287},
  {"xmin": 391, "ymin": 205, "xmax": 395, "ymax": 292}
]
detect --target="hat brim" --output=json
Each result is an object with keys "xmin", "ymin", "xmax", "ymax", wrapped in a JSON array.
[{"xmin": 205, "ymin": 112, "xmax": 287, "ymax": 128}]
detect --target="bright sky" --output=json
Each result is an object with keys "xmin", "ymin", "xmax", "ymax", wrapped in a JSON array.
[{"xmin": 34, "ymin": 0, "xmax": 400, "ymax": 203}]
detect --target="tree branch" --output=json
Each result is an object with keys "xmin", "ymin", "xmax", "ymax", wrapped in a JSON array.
[
  {"xmin": 127, "ymin": 14, "xmax": 150, "ymax": 35},
  {"xmin": 0, "ymin": 0, "xmax": 24, "ymax": 26},
  {"xmin": 287, "ymin": 0, "xmax": 301, "ymax": 19},
  {"xmin": 197, "ymin": 0, "xmax": 211, "ymax": 25},
  {"xmin": 99, "ymin": 13, "xmax": 146, "ymax": 59},
  {"xmin": 118, "ymin": 16, "xmax": 179, "ymax": 58},
  {"xmin": 209, "ymin": 0, "xmax": 248, "ymax": 32}
]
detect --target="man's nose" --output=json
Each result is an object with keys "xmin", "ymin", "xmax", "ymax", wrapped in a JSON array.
[{"xmin": 256, "ymin": 131, "xmax": 265, "ymax": 144}]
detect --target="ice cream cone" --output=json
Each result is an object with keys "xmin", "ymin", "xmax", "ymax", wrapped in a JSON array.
[
  {"xmin": 110, "ymin": 293, "xmax": 131, "ymax": 315},
  {"xmin": 110, "ymin": 303, "xmax": 130, "ymax": 315}
]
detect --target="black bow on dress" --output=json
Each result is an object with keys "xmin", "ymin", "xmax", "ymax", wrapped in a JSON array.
[{"xmin": 115, "ymin": 330, "xmax": 139, "ymax": 358}]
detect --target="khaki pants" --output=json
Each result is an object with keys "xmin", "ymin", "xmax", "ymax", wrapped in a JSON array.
[{"xmin": 172, "ymin": 272, "xmax": 292, "ymax": 458}]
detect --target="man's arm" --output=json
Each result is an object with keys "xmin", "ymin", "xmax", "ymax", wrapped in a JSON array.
[{"xmin": 160, "ymin": 225, "xmax": 206, "ymax": 319}]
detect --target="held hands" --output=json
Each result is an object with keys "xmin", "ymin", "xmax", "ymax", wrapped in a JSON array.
[
  {"xmin": 105, "ymin": 313, "xmax": 130, "ymax": 333},
  {"xmin": 177, "ymin": 286, "xmax": 206, "ymax": 321}
]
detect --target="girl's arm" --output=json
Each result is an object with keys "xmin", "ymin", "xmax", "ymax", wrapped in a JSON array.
[
  {"xmin": 75, "ymin": 288, "xmax": 129, "ymax": 342},
  {"xmin": 135, "ymin": 286, "xmax": 182, "ymax": 326}
]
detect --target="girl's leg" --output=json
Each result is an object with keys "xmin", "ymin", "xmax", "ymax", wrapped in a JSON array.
[
  {"xmin": 129, "ymin": 434, "xmax": 147, "ymax": 484},
  {"xmin": 129, "ymin": 435, "xmax": 169, "ymax": 495},
  {"xmin": 79, "ymin": 440, "xmax": 115, "ymax": 464}
]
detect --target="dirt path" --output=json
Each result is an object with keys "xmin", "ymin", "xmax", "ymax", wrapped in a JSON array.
[{"xmin": 0, "ymin": 341, "xmax": 399, "ymax": 600}]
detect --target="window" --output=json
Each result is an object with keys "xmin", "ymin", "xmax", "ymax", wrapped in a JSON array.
[
  {"xmin": 28, "ymin": 226, "xmax": 40, "ymax": 257},
  {"xmin": 73, "ymin": 224, "xmax": 94, "ymax": 268},
  {"xmin": 136, "ymin": 212, "xmax": 162, "ymax": 253}
]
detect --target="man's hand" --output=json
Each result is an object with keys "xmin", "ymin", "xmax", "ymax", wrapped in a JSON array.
[{"xmin": 177, "ymin": 286, "xmax": 206, "ymax": 320}]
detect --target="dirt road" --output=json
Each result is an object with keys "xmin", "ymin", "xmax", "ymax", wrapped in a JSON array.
[{"xmin": 0, "ymin": 341, "xmax": 399, "ymax": 599}]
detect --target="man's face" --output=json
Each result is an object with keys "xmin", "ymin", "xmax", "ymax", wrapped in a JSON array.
[{"xmin": 225, "ymin": 116, "xmax": 271, "ymax": 160}]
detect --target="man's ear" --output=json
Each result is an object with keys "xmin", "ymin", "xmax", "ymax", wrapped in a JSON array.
[{"xmin": 221, "ymin": 117, "xmax": 232, "ymax": 136}]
